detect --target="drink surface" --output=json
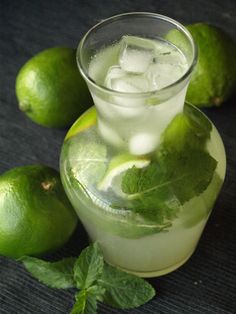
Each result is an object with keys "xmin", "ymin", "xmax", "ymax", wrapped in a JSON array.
[{"xmin": 88, "ymin": 36, "xmax": 188, "ymax": 92}]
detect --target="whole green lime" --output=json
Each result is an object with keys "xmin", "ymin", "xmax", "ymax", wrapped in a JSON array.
[
  {"xmin": 0, "ymin": 165, "xmax": 78, "ymax": 259},
  {"xmin": 186, "ymin": 23, "xmax": 236, "ymax": 107},
  {"xmin": 16, "ymin": 47, "xmax": 92, "ymax": 128}
]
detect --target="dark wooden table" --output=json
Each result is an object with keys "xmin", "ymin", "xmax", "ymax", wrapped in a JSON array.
[{"xmin": 0, "ymin": 1, "xmax": 235, "ymax": 313}]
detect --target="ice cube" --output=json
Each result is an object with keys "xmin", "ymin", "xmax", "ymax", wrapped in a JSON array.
[
  {"xmin": 146, "ymin": 63, "xmax": 185, "ymax": 90},
  {"xmin": 109, "ymin": 74, "xmax": 149, "ymax": 107},
  {"xmin": 105, "ymin": 66, "xmax": 150, "ymax": 93},
  {"xmin": 111, "ymin": 77, "xmax": 141, "ymax": 93},
  {"xmin": 154, "ymin": 48, "xmax": 187, "ymax": 65},
  {"xmin": 119, "ymin": 36, "xmax": 156, "ymax": 74},
  {"xmin": 104, "ymin": 66, "xmax": 126, "ymax": 89},
  {"xmin": 129, "ymin": 133, "xmax": 159, "ymax": 155},
  {"xmin": 112, "ymin": 74, "xmax": 150, "ymax": 93}
]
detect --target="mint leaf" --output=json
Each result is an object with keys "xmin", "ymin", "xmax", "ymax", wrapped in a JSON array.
[
  {"xmin": 71, "ymin": 290, "xmax": 87, "ymax": 314},
  {"xmin": 74, "ymin": 242, "xmax": 104, "ymax": 289},
  {"xmin": 21, "ymin": 257, "xmax": 76, "ymax": 289},
  {"xmin": 118, "ymin": 104, "xmax": 216, "ymax": 228},
  {"xmin": 87, "ymin": 285, "xmax": 106, "ymax": 302},
  {"xmin": 71, "ymin": 290, "xmax": 97, "ymax": 314},
  {"xmin": 98, "ymin": 264, "xmax": 155, "ymax": 309},
  {"xmin": 121, "ymin": 162, "xmax": 180, "ymax": 225},
  {"xmin": 21, "ymin": 243, "xmax": 157, "ymax": 313},
  {"xmin": 121, "ymin": 149, "xmax": 217, "ymax": 225},
  {"xmin": 158, "ymin": 149, "xmax": 217, "ymax": 204}
]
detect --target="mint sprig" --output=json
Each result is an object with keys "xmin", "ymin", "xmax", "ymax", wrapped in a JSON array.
[
  {"xmin": 21, "ymin": 257, "xmax": 76, "ymax": 289},
  {"xmin": 117, "ymin": 108, "xmax": 217, "ymax": 229},
  {"xmin": 121, "ymin": 149, "xmax": 217, "ymax": 226},
  {"xmin": 71, "ymin": 290, "xmax": 97, "ymax": 314},
  {"xmin": 21, "ymin": 243, "xmax": 155, "ymax": 313},
  {"xmin": 74, "ymin": 242, "xmax": 104, "ymax": 289}
]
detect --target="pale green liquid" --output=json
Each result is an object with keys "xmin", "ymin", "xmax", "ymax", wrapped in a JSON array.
[{"xmin": 60, "ymin": 105, "xmax": 226, "ymax": 277}]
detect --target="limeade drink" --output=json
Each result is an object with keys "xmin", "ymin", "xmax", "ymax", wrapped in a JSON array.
[
  {"xmin": 60, "ymin": 14, "xmax": 226, "ymax": 277},
  {"xmin": 88, "ymin": 36, "xmax": 189, "ymax": 153}
]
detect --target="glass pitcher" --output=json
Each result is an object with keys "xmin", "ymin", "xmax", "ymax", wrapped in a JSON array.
[{"xmin": 60, "ymin": 13, "xmax": 226, "ymax": 277}]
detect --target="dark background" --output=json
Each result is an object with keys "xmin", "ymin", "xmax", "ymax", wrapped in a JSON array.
[{"xmin": 0, "ymin": 0, "xmax": 235, "ymax": 313}]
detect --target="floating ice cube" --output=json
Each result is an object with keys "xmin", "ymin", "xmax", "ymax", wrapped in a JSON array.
[
  {"xmin": 104, "ymin": 66, "xmax": 126, "ymax": 89},
  {"xmin": 146, "ymin": 63, "xmax": 186, "ymax": 90},
  {"xmin": 111, "ymin": 77, "xmax": 141, "ymax": 93},
  {"xmin": 119, "ymin": 36, "xmax": 156, "ymax": 74},
  {"xmin": 112, "ymin": 74, "xmax": 150, "ymax": 93},
  {"xmin": 88, "ymin": 44, "xmax": 121, "ymax": 84},
  {"xmin": 109, "ymin": 74, "xmax": 149, "ymax": 107},
  {"xmin": 154, "ymin": 48, "xmax": 187, "ymax": 65},
  {"xmin": 129, "ymin": 133, "xmax": 159, "ymax": 155},
  {"xmin": 105, "ymin": 65, "xmax": 150, "ymax": 93}
]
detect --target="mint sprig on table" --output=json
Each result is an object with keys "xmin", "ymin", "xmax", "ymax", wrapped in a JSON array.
[{"xmin": 21, "ymin": 243, "xmax": 155, "ymax": 313}]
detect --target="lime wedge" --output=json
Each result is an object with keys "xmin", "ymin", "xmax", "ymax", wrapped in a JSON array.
[{"xmin": 98, "ymin": 153, "xmax": 150, "ymax": 192}]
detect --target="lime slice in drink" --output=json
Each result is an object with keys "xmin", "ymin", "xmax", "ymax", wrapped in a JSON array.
[
  {"xmin": 66, "ymin": 134, "xmax": 107, "ymax": 188},
  {"xmin": 98, "ymin": 153, "xmax": 150, "ymax": 192}
]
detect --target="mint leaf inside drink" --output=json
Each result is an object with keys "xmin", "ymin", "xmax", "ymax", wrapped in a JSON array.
[
  {"xmin": 121, "ymin": 148, "xmax": 217, "ymax": 225},
  {"xmin": 21, "ymin": 257, "xmax": 76, "ymax": 289},
  {"xmin": 119, "ymin": 106, "xmax": 217, "ymax": 228}
]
